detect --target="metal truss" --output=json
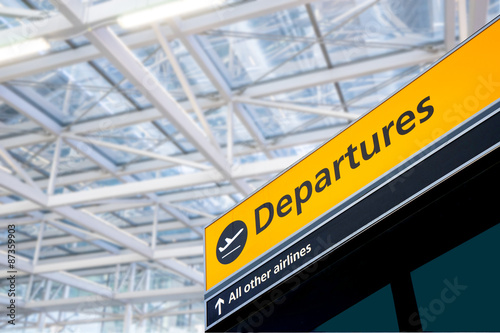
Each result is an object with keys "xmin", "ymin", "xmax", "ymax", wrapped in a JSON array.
[{"xmin": 0, "ymin": 0, "xmax": 491, "ymax": 331}]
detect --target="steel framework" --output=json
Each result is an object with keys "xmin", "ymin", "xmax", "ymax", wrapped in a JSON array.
[{"xmin": 0, "ymin": 0, "xmax": 494, "ymax": 331}]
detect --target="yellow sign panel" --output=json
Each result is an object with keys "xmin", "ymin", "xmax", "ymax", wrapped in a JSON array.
[{"xmin": 205, "ymin": 17, "xmax": 500, "ymax": 291}]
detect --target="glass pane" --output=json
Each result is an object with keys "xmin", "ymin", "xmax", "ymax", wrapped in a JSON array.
[
  {"xmin": 67, "ymin": 176, "xmax": 128, "ymax": 194},
  {"xmin": 200, "ymin": 105, "xmax": 253, "ymax": 146},
  {"xmin": 314, "ymin": 284, "xmax": 398, "ymax": 331},
  {"xmin": 488, "ymin": 0, "xmax": 500, "ymax": 21},
  {"xmin": 312, "ymin": 0, "xmax": 444, "ymax": 66},
  {"xmin": 242, "ymin": 103, "xmax": 320, "ymax": 139},
  {"xmin": 114, "ymin": 205, "xmax": 155, "ymax": 225},
  {"xmin": 24, "ymin": 0, "xmax": 56, "ymax": 10},
  {"xmin": 0, "ymin": 0, "xmax": 28, "ymax": 8},
  {"xmin": 266, "ymin": 83, "xmax": 341, "ymax": 106},
  {"xmin": 49, "ymin": 40, "xmax": 71, "ymax": 52},
  {"xmin": 340, "ymin": 64, "xmax": 427, "ymax": 115},
  {"xmin": 84, "ymin": 122, "xmax": 181, "ymax": 165},
  {"xmin": 261, "ymin": 84, "xmax": 349, "ymax": 137},
  {"xmin": 9, "ymin": 140, "xmax": 99, "ymax": 177},
  {"xmin": 12, "ymin": 62, "xmax": 136, "ymax": 124},
  {"xmin": 133, "ymin": 40, "xmax": 216, "ymax": 101},
  {"xmin": 176, "ymin": 195, "xmax": 235, "ymax": 217},
  {"xmin": 0, "ymin": 0, "xmax": 30, "ymax": 30},
  {"xmin": 234, "ymin": 151, "xmax": 267, "ymax": 165},
  {"xmin": 198, "ymin": 6, "xmax": 327, "ymax": 88},
  {"xmin": 68, "ymin": 35, "xmax": 91, "ymax": 47},
  {"xmin": 96, "ymin": 212, "xmax": 130, "ymax": 228},
  {"xmin": 154, "ymin": 119, "xmax": 196, "ymax": 153},
  {"xmin": 411, "ymin": 223, "xmax": 500, "ymax": 331},
  {"xmin": 0, "ymin": 103, "xmax": 29, "ymax": 125},
  {"xmin": 272, "ymin": 143, "xmax": 318, "ymax": 159}
]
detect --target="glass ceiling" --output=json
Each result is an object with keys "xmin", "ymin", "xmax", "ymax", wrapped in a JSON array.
[{"xmin": 0, "ymin": 0, "xmax": 499, "ymax": 332}]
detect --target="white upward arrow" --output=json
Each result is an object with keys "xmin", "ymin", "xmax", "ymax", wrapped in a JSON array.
[{"xmin": 215, "ymin": 298, "xmax": 224, "ymax": 316}]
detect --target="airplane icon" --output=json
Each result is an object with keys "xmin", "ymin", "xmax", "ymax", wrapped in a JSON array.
[{"xmin": 218, "ymin": 228, "xmax": 244, "ymax": 252}]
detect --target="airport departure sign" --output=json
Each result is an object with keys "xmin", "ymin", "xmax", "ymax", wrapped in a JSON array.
[{"xmin": 205, "ymin": 16, "xmax": 500, "ymax": 292}]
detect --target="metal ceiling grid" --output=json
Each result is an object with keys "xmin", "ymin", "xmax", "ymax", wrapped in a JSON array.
[{"xmin": 0, "ymin": 0, "xmax": 497, "ymax": 331}]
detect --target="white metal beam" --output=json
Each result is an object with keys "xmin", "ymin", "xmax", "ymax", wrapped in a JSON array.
[
  {"xmin": 174, "ymin": 33, "xmax": 232, "ymax": 100},
  {"xmin": 457, "ymin": 0, "xmax": 469, "ymax": 42},
  {"xmin": 153, "ymin": 23, "xmax": 219, "ymax": 149},
  {"xmin": 0, "ymin": 0, "xmax": 318, "ymax": 83},
  {"xmin": 0, "ymin": 97, "xmax": 224, "ymax": 149},
  {"xmin": 234, "ymin": 96, "xmax": 359, "ymax": 120},
  {"xmin": 46, "ymin": 219, "xmax": 120, "ymax": 254},
  {"xmin": 0, "ymin": 250, "xmax": 33, "ymax": 273},
  {"xmin": 243, "ymin": 49, "xmax": 444, "ymax": 97},
  {"xmin": 41, "ymin": 153, "xmax": 296, "ymax": 207},
  {"xmin": 44, "ymin": 169, "xmax": 222, "ymax": 207},
  {"xmin": 0, "ymin": 144, "xmax": 40, "ymax": 190},
  {"xmin": 0, "ymin": 85, "xmax": 61, "ymax": 134},
  {"xmin": 178, "ymin": 0, "xmax": 316, "ymax": 35},
  {"xmin": 0, "ymin": 251, "xmax": 113, "ymax": 298},
  {"xmin": 0, "ymin": 7, "xmax": 46, "ymax": 18},
  {"xmin": 0, "ymin": 129, "xmax": 341, "ymax": 218},
  {"xmin": 62, "ymin": 133, "xmax": 211, "ymax": 170},
  {"xmin": 0, "ymin": 46, "xmax": 443, "ymax": 159},
  {"xmin": 0, "ymin": 169, "xmax": 46, "ymax": 206},
  {"xmin": 14, "ymin": 308, "xmax": 203, "ymax": 326},
  {"xmin": 0, "ymin": 170, "xmax": 153, "ymax": 258},
  {"xmin": 22, "ymin": 285, "xmax": 203, "ymax": 312},
  {"xmin": 54, "ymin": 206, "xmax": 152, "ymax": 258},
  {"xmin": 0, "ymin": 85, "xmax": 118, "ymax": 174},
  {"xmin": 39, "ymin": 271, "xmax": 114, "ymax": 298},
  {"xmin": 444, "ymin": 0, "xmax": 457, "ymax": 51},
  {"xmin": 13, "ymin": 217, "xmax": 208, "ymax": 251},
  {"xmin": 0, "ymin": 151, "xmax": 327, "ymax": 216},
  {"xmin": 46, "ymin": 136, "xmax": 61, "ymax": 196},
  {"xmin": 157, "ymin": 259, "xmax": 204, "ymax": 285},
  {"xmin": 81, "ymin": 24, "xmax": 251, "ymax": 195},
  {"xmin": 173, "ymin": 29, "xmax": 273, "ymax": 158},
  {"xmin": 0, "ymin": 66, "xmax": 207, "ymax": 272},
  {"xmin": 30, "ymin": 243, "xmax": 203, "ymax": 274},
  {"xmin": 6, "ymin": 71, "xmax": 205, "ymax": 245},
  {"xmin": 468, "ymin": 0, "xmax": 489, "ymax": 34},
  {"xmin": 0, "ymin": 88, "xmax": 207, "ymax": 253}
]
